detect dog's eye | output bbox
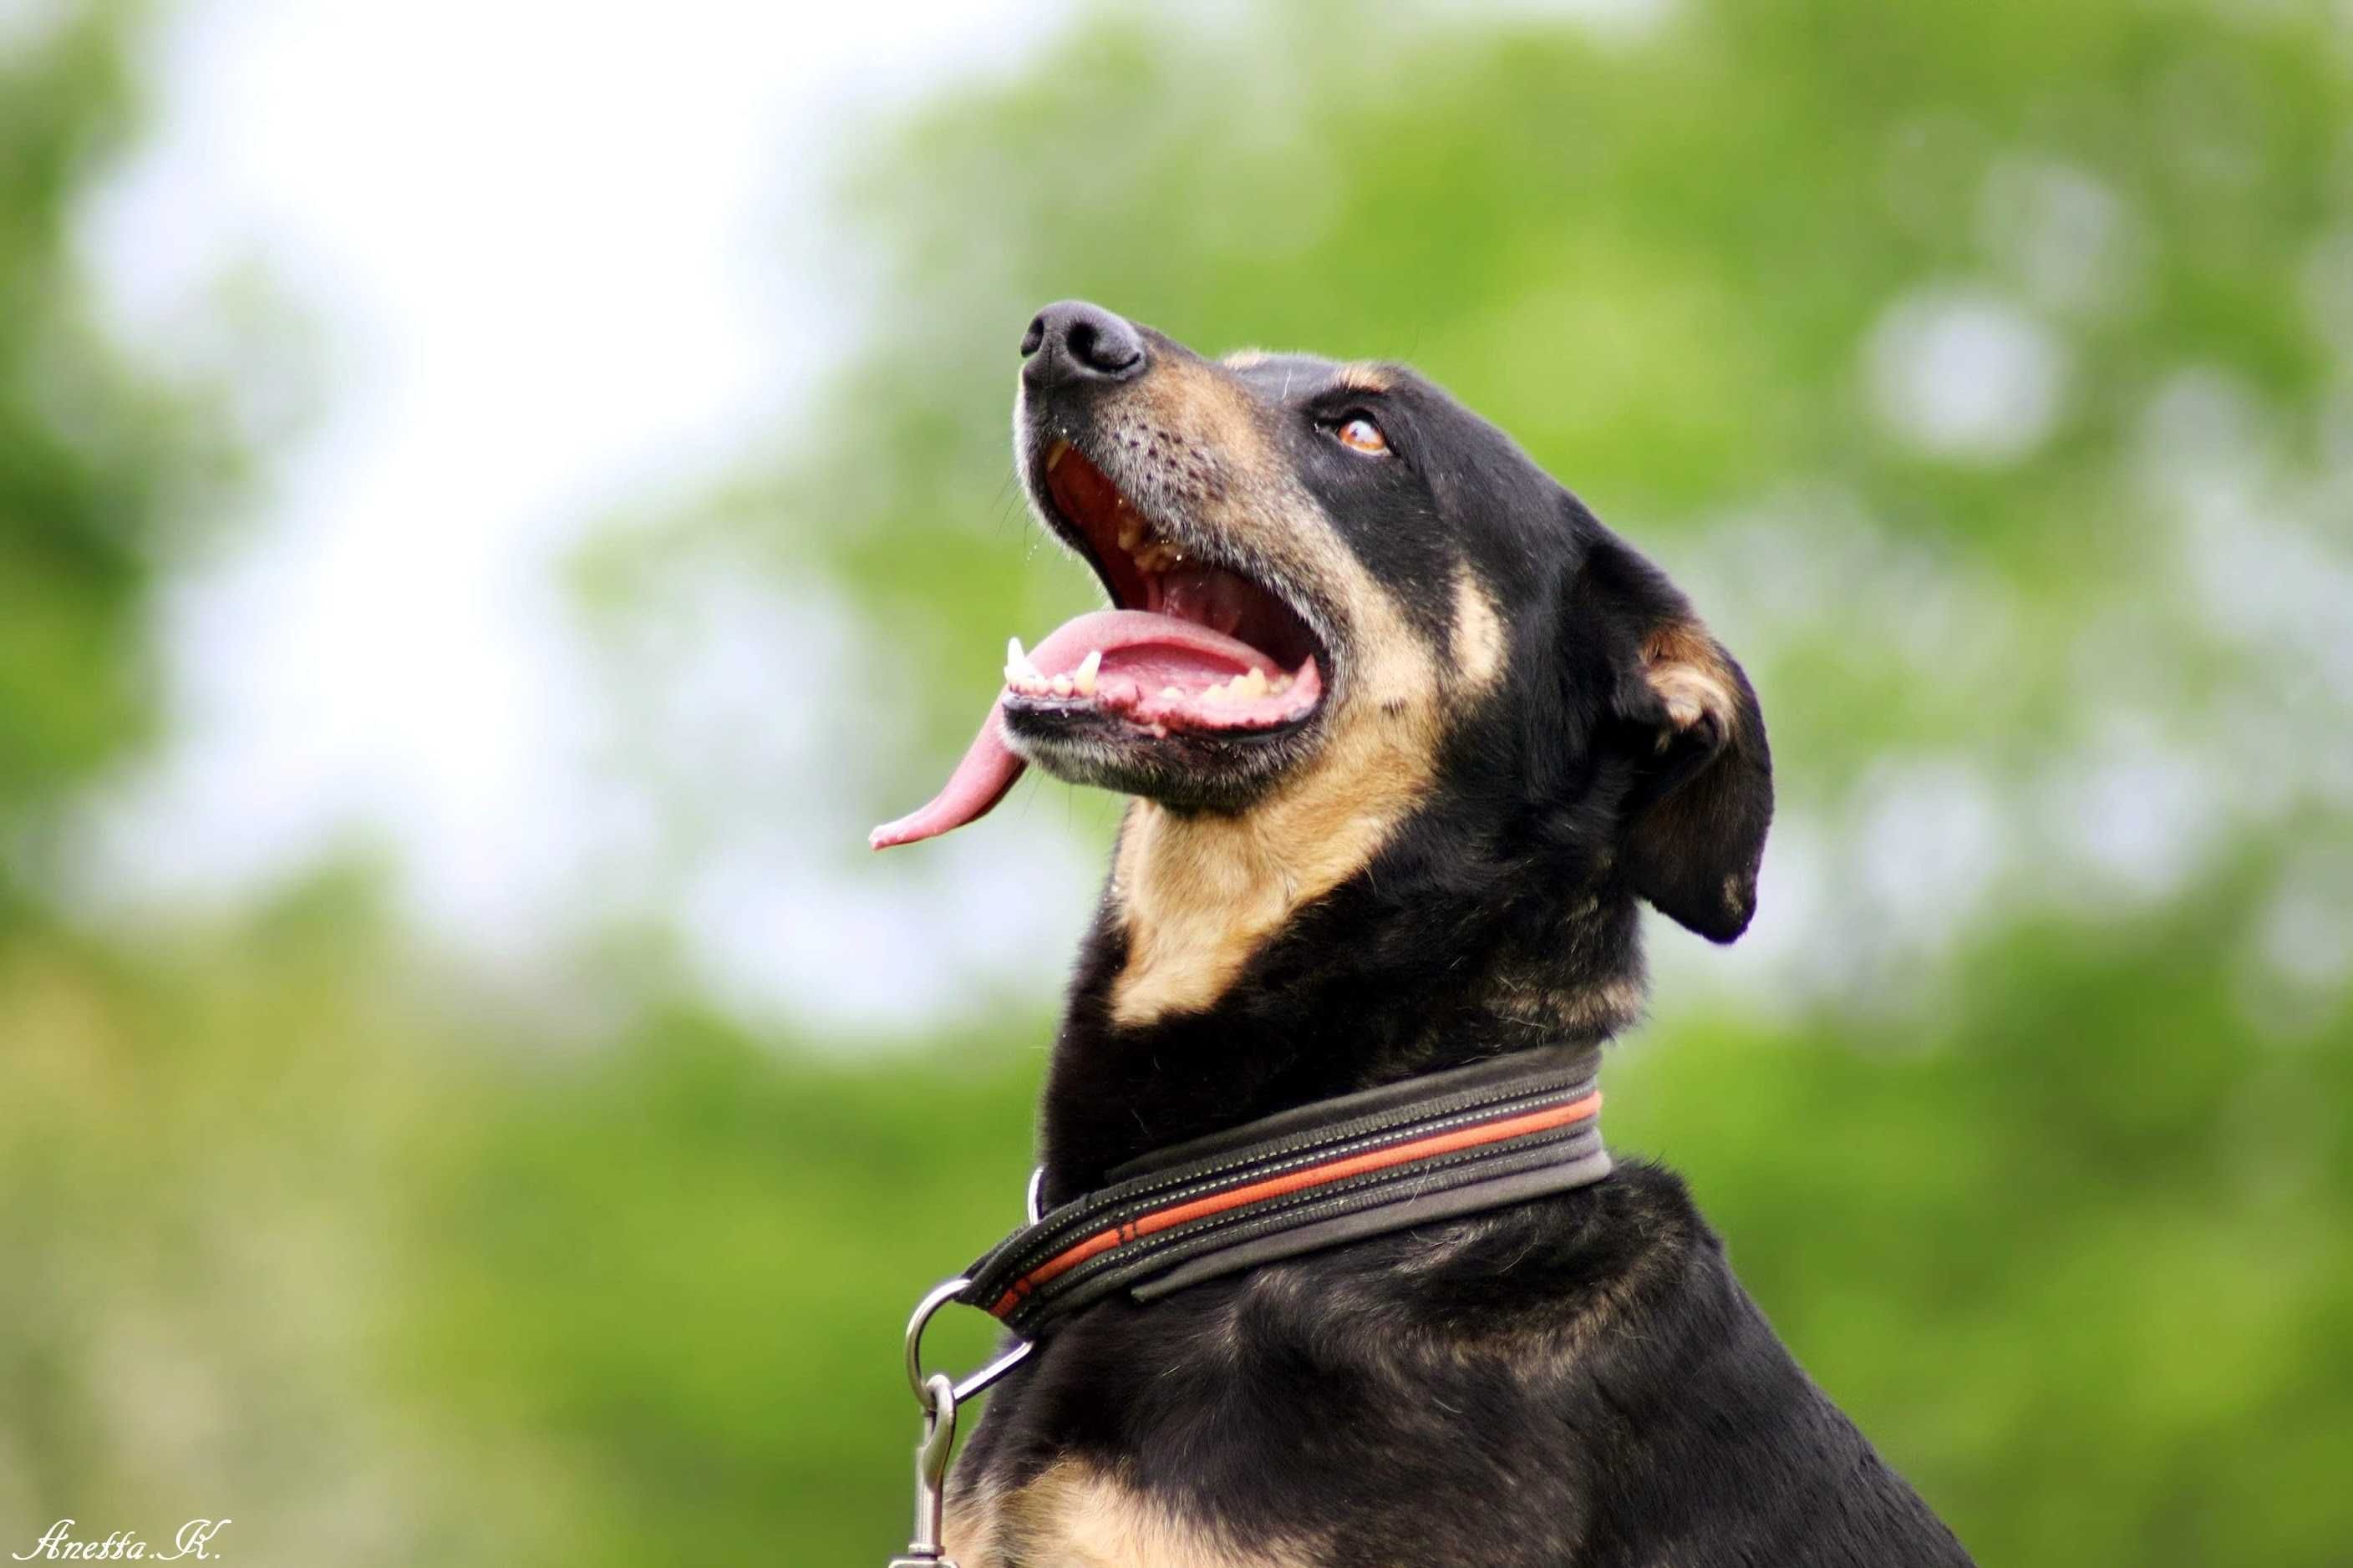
[1334,415,1390,456]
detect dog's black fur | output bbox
[939,305,1974,1566]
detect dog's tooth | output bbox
[1237,667,1268,699]
[1116,517,1144,552]
[1271,673,1293,695]
[1050,674,1075,698]
[1075,650,1102,696]
[1161,685,1182,699]
[1046,440,1070,472]
[1202,679,1233,705]
[1006,636,1046,684]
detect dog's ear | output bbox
[1576,533,1774,942]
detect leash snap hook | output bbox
[887,1169,1045,1565]
[887,1372,960,1567]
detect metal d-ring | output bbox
[886,1170,1048,1565]
[901,1168,1047,1408]
[904,1276,1036,1406]
[904,1277,973,1403]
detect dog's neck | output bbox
[1035,796,1644,1200]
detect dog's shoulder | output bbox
[952,1164,1970,1567]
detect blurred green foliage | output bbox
[6,2,2352,1565]
[0,4,229,902]
[8,866,2341,1565]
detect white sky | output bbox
[55,0,2345,1037]
[71,0,1085,1022]
[67,0,1677,1037]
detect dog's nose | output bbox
[1020,301,1146,390]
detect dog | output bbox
[872,302,1975,1567]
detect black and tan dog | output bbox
[873,302,1974,1567]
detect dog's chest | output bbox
[930,1252,1580,1567]
[946,1461,1322,1568]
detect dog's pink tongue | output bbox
[870,610,1292,850]
[868,704,1024,850]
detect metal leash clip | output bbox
[885,1169,1044,1566]
[886,1370,960,1568]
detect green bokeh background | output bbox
[5,2,2350,1563]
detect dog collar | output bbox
[886,1045,1610,1562]
[962,1043,1610,1337]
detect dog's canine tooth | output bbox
[1045,439,1070,471]
[1075,650,1102,696]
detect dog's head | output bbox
[874,302,1770,975]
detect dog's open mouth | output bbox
[1016,441,1325,726]
[871,440,1328,850]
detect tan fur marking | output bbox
[1642,622,1736,734]
[1222,348,1272,369]
[1110,603,1441,1025]
[943,1475,1004,1565]
[1105,356,1451,1025]
[1336,361,1395,394]
[1484,970,1644,1037]
[1450,567,1507,690]
[959,1460,1321,1568]
[1135,357,1270,465]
